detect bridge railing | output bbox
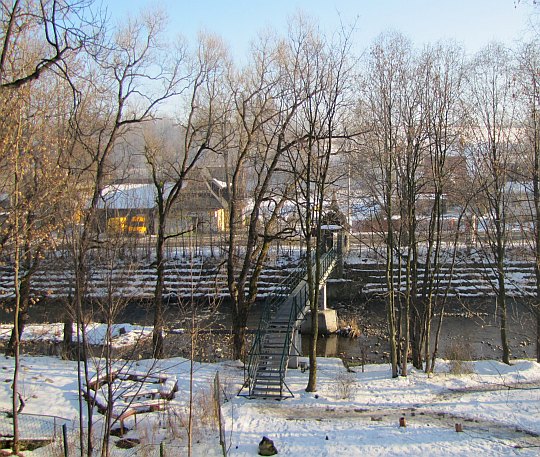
[241,248,337,396]
[242,258,308,396]
[278,249,337,379]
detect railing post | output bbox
[62,423,68,457]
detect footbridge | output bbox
[240,248,338,399]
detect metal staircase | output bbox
[240,249,337,399]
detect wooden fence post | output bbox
[214,372,226,457]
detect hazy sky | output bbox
[108,0,538,59]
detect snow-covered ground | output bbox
[1,345,540,455]
[0,323,153,347]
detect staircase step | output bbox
[258,363,281,369]
[257,367,281,373]
[258,366,282,372]
[258,359,281,364]
[258,361,281,366]
[251,387,283,395]
[255,378,282,385]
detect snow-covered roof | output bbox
[321,224,342,230]
[98,183,173,209]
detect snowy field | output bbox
[1,343,540,455]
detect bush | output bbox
[444,340,475,375]
[337,316,361,338]
[335,372,357,400]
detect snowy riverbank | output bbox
[1,350,540,456]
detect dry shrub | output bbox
[335,372,357,400]
[157,387,217,443]
[338,316,362,338]
[164,406,187,440]
[47,426,79,457]
[137,416,162,450]
[444,340,475,375]
[217,372,237,402]
[192,387,218,430]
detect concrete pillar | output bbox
[288,328,301,369]
[318,284,327,311]
[300,309,338,334]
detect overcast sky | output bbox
[108,0,539,60]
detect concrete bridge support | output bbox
[288,327,302,369]
[301,283,338,334]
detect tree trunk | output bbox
[6,275,30,356]
[231,300,248,361]
[537,307,540,364]
[306,241,319,392]
[11,200,21,456]
[152,228,165,359]
[386,232,398,377]
[306,303,318,392]
[497,255,511,365]
[533,97,540,363]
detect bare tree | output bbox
[223,33,301,360]
[516,39,540,362]
[144,32,230,359]
[465,42,518,365]
[0,0,103,89]
[0,34,74,455]
[62,9,184,454]
[1,71,73,356]
[421,42,467,373]
[356,32,410,377]
[285,17,354,391]
[393,42,431,375]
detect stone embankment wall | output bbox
[0,257,536,303]
[0,259,298,302]
[327,260,537,304]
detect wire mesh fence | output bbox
[0,412,72,456]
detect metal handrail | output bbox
[242,260,308,396]
[242,248,337,397]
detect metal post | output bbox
[160,441,164,457]
[62,424,68,457]
[319,284,327,311]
